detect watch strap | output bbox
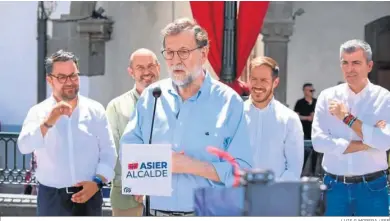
[43,122,53,128]
[93,176,104,189]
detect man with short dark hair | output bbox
[294,83,317,139]
[18,50,117,216]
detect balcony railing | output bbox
[0,132,36,185]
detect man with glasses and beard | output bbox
[244,56,304,181]
[18,50,117,216]
[106,48,160,216]
[294,83,317,140]
[120,17,253,216]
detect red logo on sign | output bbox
[128,163,139,170]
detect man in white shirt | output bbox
[18,50,117,216]
[244,56,304,181]
[312,39,390,216]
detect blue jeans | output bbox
[323,173,389,216]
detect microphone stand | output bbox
[145,87,161,216]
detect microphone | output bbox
[145,86,162,216]
[149,87,161,144]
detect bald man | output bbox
[106,48,160,216]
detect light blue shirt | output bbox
[120,72,253,212]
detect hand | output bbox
[71,181,99,204]
[45,101,73,126]
[307,115,313,122]
[134,195,144,203]
[172,151,192,174]
[328,100,348,120]
[375,120,386,129]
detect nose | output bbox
[170,52,182,65]
[345,64,354,73]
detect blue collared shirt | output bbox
[120,72,253,212]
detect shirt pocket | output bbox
[191,127,227,162]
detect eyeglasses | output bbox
[161,47,202,60]
[134,64,158,73]
[310,89,315,92]
[50,73,79,84]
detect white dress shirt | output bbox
[18,95,117,188]
[312,81,390,176]
[244,97,304,181]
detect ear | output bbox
[127,67,135,79]
[156,63,161,76]
[367,60,374,72]
[273,77,280,89]
[200,46,209,64]
[46,75,54,88]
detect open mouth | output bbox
[252,88,266,94]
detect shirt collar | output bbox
[249,95,275,112]
[166,69,212,102]
[345,79,372,99]
[130,85,140,100]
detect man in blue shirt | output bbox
[120,17,253,216]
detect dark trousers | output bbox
[37,184,103,216]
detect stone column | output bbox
[261,2,294,106]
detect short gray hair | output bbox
[340,39,372,62]
[45,50,79,75]
[161,17,209,49]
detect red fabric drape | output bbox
[190,1,269,96]
[230,1,269,95]
[190,1,224,76]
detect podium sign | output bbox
[121,144,172,196]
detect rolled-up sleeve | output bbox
[95,106,117,182]
[211,96,253,187]
[311,92,350,156]
[362,98,390,151]
[18,106,51,154]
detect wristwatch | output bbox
[93,176,104,190]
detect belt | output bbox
[326,170,388,184]
[150,209,194,216]
[58,186,83,194]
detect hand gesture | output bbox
[46,101,73,126]
[328,100,348,120]
[71,181,99,204]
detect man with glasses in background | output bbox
[106,48,160,216]
[18,50,117,216]
[120,17,252,216]
[294,83,317,140]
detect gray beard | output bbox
[170,68,203,88]
[61,88,79,101]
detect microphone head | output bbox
[152,87,162,98]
